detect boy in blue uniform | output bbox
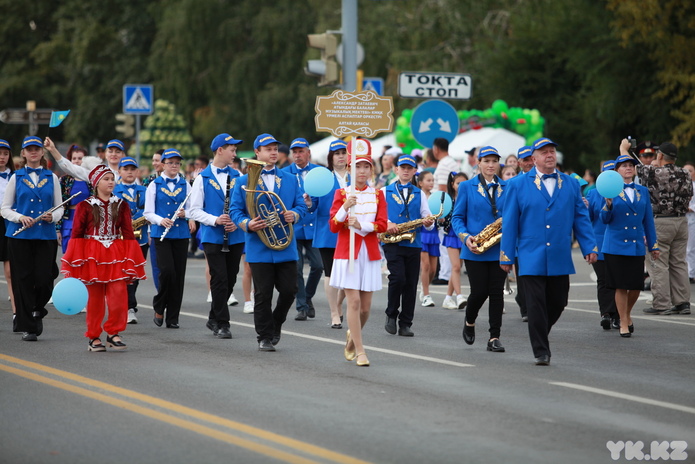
[189,133,245,339]
[230,134,307,351]
[144,148,193,329]
[382,154,435,337]
[113,157,149,324]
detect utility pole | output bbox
[341,0,358,92]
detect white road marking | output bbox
[550,382,695,415]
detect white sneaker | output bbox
[421,295,435,307]
[442,295,458,309]
[243,301,254,314]
[227,294,239,306]
[127,308,138,324]
[456,294,468,309]
[206,291,212,303]
[80,308,86,314]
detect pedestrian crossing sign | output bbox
[123,84,154,115]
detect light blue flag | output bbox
[49,110,71,128]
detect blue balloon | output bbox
[304,167,334,197]
[596,170,623,198]
[52,278,88,315]
[428,191,453,217]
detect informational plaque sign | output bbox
[314,90,394,138]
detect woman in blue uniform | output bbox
[601,154,659,337]
[452,146,507,352]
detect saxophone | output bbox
[378,193,445,244]
[471,217,502,254]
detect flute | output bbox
[12,192,81,236]
[160,189,193,241]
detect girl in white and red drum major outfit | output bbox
[61,165,146,352]
[329,144,388,367]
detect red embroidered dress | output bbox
[61,196,146,283]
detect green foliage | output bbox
[0,0,692,169]
[140,99,200,160]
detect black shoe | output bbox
[462,323,475,345]
[600,314,611,330]
[88,338,106,352]
[295,310,307,321]
[215,326,232,339]
[663,302,691,315]
[521,316,528,323]
[307,301,315,318]
[643,307,666,315]
[153,314,164,327]
[22,332,37,341]
[620,331,632,338]
[271,333,281,346]
[206,320,217,332]
[385,316,397,335]
[106,334,127,350]
[12,314,18,333]
[628,324,634,334]
[331,323,342,329]
[32,311,43,336]
[258,339,276,351]
[611,318,621,330]
[166,323,180,329]
[398,326,414,337]
[534,355,550,366]
[431,278,449,285]
[487,339,505,352]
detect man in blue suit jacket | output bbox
[283,138,323,321]
[500,138,597,365]
[230,134,307,351]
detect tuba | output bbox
[243,159,293,251]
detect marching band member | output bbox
[113,157,149,324]
[500,137,597,365]
[0,139,17,330]
[330,142,388,366]
[61,165,146,351]
[313,140,349,328]
[452,146,508,352]
[382,154,434,338]
[230,133,307,352]
[56,145,91,254]
[190,133,245,339]
[283,137,323,321]
[1,137,64,341]
[144,148,193,329]
[601,154,659,337]
[49,138,126,182]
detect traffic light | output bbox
[305,33,338,86]
[115,113,135,138]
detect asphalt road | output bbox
[0,249,693,464]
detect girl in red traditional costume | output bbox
[329,140,388,367]
[61,165,146,351]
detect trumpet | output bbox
[243,159,293,251]
[12,192,81,236]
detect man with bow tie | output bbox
[189,133,245,339]
[113,157,149,324]
[283,138,323,321]
[230,133,307,351]
[500,137,597,366]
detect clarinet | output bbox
[221,174,231,253]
